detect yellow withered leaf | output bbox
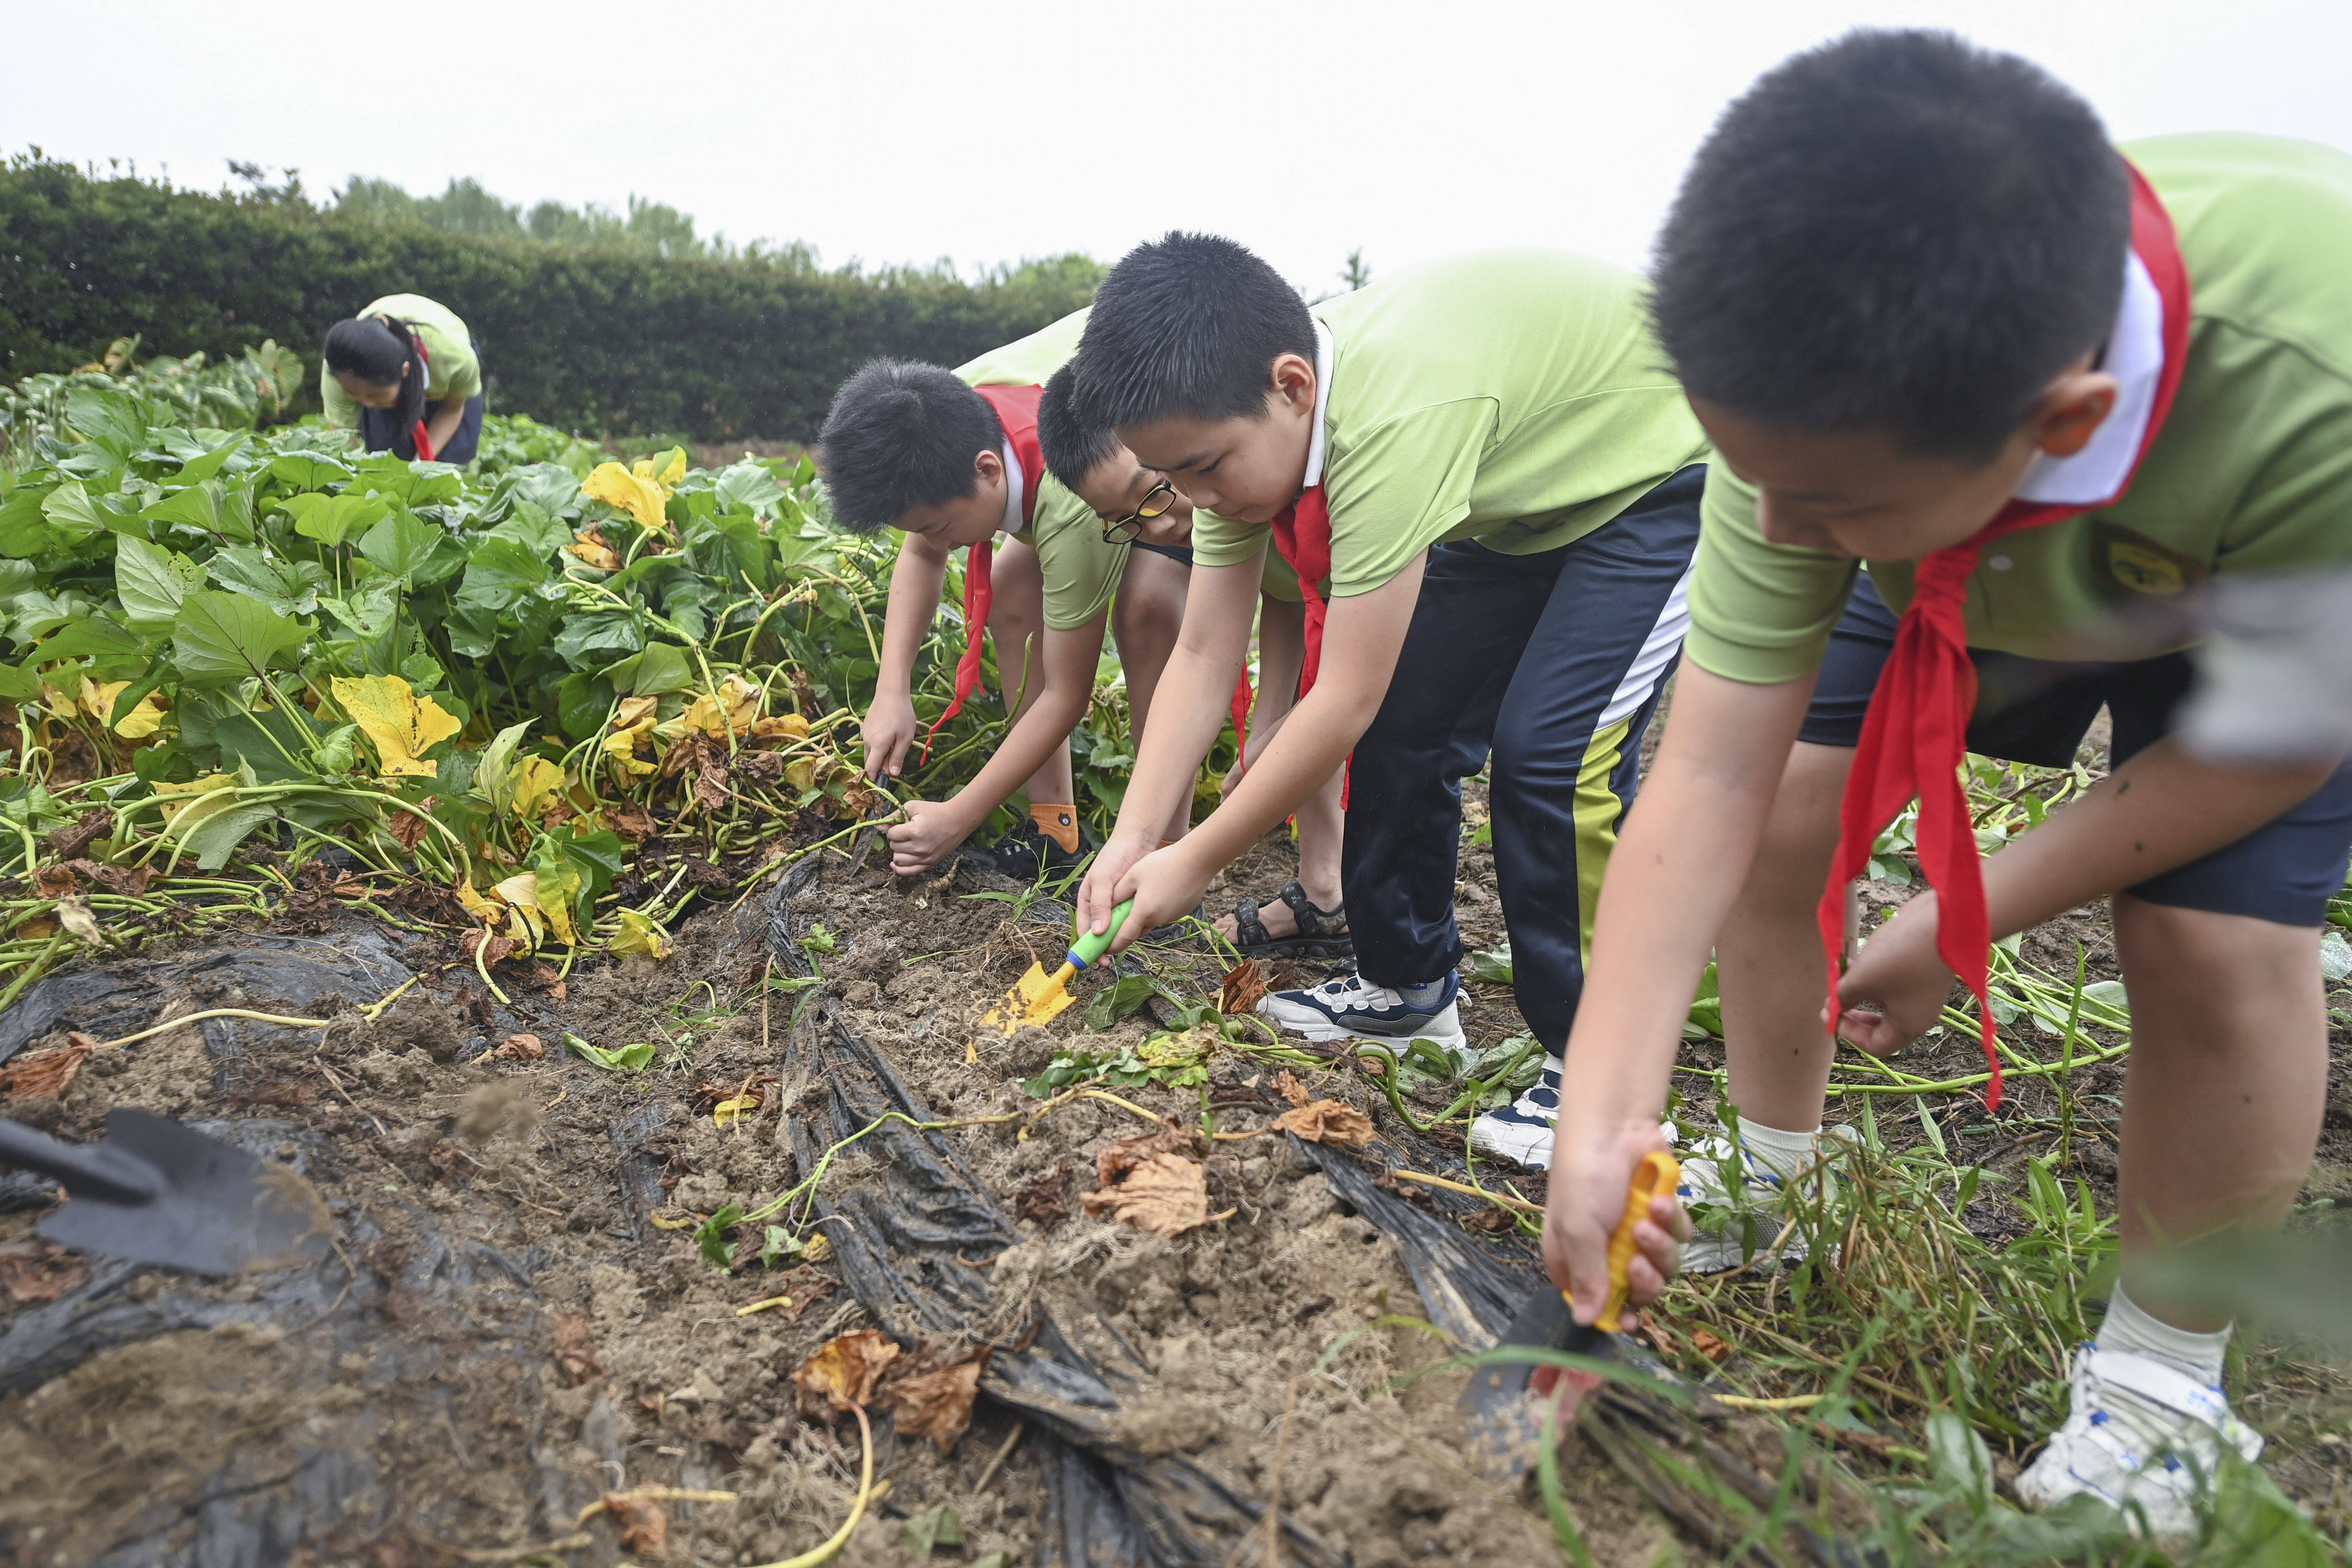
[601,717,659,777]
[750,713,808,742]
[582,461,670,533]
[683,674,761,737]
[655,448,687,487]
[81,677,166,739]
[455,878,503,924]
[152,773,240,835]
[563,529,623,571]
[332,675,461,778]
[712,1094,759,1129]
[611,908,673,960]
[610,695,660,730]
[509,756,568,823]
[489,871,550,950]
[531,858,584,947]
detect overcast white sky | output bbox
[11,0,2349,294]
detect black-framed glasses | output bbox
[1102,478,1177,543]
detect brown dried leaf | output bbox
[495,1033,546,1062]
[388,800,434,851]
[602,1493,666,1555]
[1219,959,1268,1016]
[552,1311,604,1386]
[47,808,111,862]
[31,864,78,899]
[0,1032,101,1100]
[1082,1151,1210,1237]
[693,760,732,815]
[1014,1163,1071,1227]
[1271,1098,1377,1148]
[70,859,152,896]
[1687,1327,1734,1364]
[793,1328,901,1412]
[883,1345,993,1455]
[605,801,658,844]
[0,1241,88,1303]
[1093,1121,1195,1189]
[1271,1069,1311,1108]
[462,928,519,969]
[53,896,102,947]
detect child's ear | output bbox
[2031,370,2118,459]
[1270,351,1317,414]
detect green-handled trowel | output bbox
[982,898,1135,1037]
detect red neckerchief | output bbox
[1818,163,2191,1109]
[407,332,437,461]
[919,383,1045,762]
[1262,486,1348,803]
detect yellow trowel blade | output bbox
[981,960,1079,1038]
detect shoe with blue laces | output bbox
[1259,970,1466,1053]
[1468,1054,1564,1167]
[2015,1346,2263,1544]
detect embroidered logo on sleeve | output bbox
[2093,522,2206,597]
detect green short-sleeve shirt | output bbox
[954,308,1130,632]
[1685,134,2352,684]
[319,294,483,430]
[1189,251,1711,596]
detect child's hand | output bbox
[861,694,918,781]
[1101,844,1210,953]
[885,800,968,876]
[1831,892,1953,1056]
[1079,834,1155,940]
[1542,1121,1687,1326]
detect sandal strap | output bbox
[1274,881,1346,938]
[1230,896,1273,950]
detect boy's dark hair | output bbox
[816,360,1005,531]
[1036,364,1118,491]
[323,315,425,437]
[1650,29,2131,466]
[1072,232,1316,430]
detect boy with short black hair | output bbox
[819,314,1194,875]
[1067,236,1709,1172]
[1543,29,2352,1538]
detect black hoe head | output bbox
[38,1108,332,1277]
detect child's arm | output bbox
[862,533,955,781]
[884,614,1107,875]
[1078,551,1426,948]
[1543,662,1817,1317]
[1832,737,2343,1051]
[424,395,469,459]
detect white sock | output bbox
[1725,1117,1820,1183]
[2098,1286,2230,1386]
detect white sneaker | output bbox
[1469,1056,1562,1168]
[2015,1346,2263,1543]
[1259,971,1468,1054]
[1675,1134,1828,1274]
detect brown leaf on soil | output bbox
[495,1033,546,1062]
[883,1344,994,1455]
[47,808,111,862]
[552,1311,604,1385]
[0,1241,88,1303]
[1093,1120,1196,1189]
[0,1032,101,1100]
[793,1328,901,1413]
[1271,1099,1377,1148]
[602,1493,666,1555]
[1271,1069,1311,1108]
[1219,959,1268,1016]
[276,887,339,935]
[1014,1163,1072,1227]
[462,928,519,968]
[605,801,658,844]
[31,864,78,899]
[1264,960,1305,992]
[1083,1151,1211,1236]
[735,749,787,785]
[1687,1326,1734,1363]
[69,859,152,896]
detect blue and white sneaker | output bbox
[1469,1054,1564,1167]
[1260,970,1466,1054]
[2015,1347,2263,1544]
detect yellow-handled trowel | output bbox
[982,899,1135,1037]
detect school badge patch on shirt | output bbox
[2093,521,2205,597]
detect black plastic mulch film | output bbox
[768,851,1565,1568]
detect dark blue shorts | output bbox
[1800,574,2352,925]
[1129,540,1193,567]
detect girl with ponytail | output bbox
[319,293,486,464]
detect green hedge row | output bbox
[0,154,1102,441]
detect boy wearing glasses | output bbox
[820,310,1196,877]
[1069,241,1709,1167]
